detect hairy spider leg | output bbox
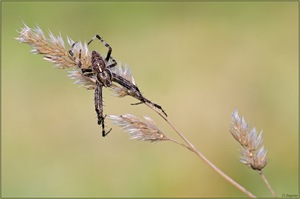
[111,73,168,117]
[68,42,76,57]
[131,100,167,117]
[77,49,83,68]
[95,81,112,137]
[87,35,111,61]
[87,34,117,69]
[77,49,94,76]
[106,57,117,69]
[68,42,93,76]
[68,42,82,68]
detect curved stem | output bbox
[147,104,256,198]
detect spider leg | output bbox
[106,57,117,69]
[68,42,81,67]
[131,98,168,117]
[76,49,94,77]
[68,42,88,72]
[106,53,117,69]
[88,35,118,70]
[77,49,83,69]
[68,42,77,58]
[112,73,167,117]
[87,34,113,62]
[69,45,93,77]
[95,81,112,137]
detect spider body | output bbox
[69,35,167,137]
[91,50,113,87]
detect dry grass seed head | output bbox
[230,108,268,170]
[108,114,169,142]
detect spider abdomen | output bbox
[91,50,112,87]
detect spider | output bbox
[68,35,167,137]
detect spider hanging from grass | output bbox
[68,35,167,136]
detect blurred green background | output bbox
[2,2,298,197]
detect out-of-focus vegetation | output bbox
[2,2,298,197]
